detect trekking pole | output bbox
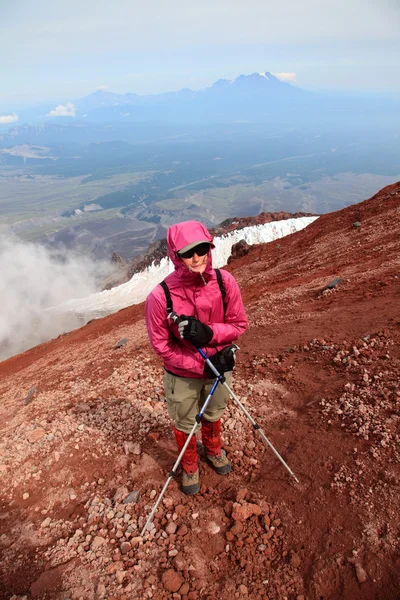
[197,347,300,484]
[140,372,223,537]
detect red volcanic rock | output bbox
[26,428,45,443]
[232,502,262,521]
[120,541,131,554]
[161,569,184,592]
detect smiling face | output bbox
[180,251,209,273]
[178,242,210,274]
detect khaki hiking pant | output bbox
[163,371,233,434]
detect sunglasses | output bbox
[177,242,210,259]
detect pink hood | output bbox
[166,221,215,281]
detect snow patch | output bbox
[50,217,318,321]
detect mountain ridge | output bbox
[0,70,378,132]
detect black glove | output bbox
[177,315,213,347]
[205,345,238,376]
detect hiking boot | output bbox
[182,469,200,495]
[206,449,231,475]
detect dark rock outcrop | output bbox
[227,239,251,264]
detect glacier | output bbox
[50,216,318,320]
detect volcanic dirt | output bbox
[0,183,399,600]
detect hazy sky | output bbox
[1,0,400,107]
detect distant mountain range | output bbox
[71,71,312,124]
[1,71,399,146]
[76,72,307,110]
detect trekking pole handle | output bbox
[198,345,240,379]
[168,311,181,324]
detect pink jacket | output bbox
[145,221,248,378]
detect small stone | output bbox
[132,443,141,455]
[113,486,129,503]
[120,542,131,555]
[177,524,188,536]
[231,521,243,536]
[91,536,106,550]
[231,502,262,521]
[122,490,140,504]
[355,563,368,584]
[115,570,127,584]
[163,498,175,509]
[207,521,220,535]
[172,552,186,572]
[161,569,184,593]
[24,386,39,405]
[352,221,361,228]
[180,582,190,596]
[236,488,248,502]
[123,441,135,454]
[23,493,29,500]
[166,522,177,535]
[41,517,51,528]
[321,278,344,293]
[263,514,271,529]
[116,338,128,349]
[238,584,248,595]
[27,428,45,443]
[290,553,301,568]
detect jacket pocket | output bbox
[163,372,176,396]
[163,372,177,421]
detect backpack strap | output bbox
[215,268,227,319]
[159,280,173,315]
[159,269,227,319]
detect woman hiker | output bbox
[145,220,248,495]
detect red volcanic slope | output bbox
[0,182,399,600]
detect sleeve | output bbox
[145,289,205,376]
[209,271,248,346]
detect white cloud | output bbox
[47,102,76,117]
[96,84,109,92]
[273,72,297,83]
[0,113,19,124]
[0,232,114,361]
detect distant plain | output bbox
[1,123,399,260]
